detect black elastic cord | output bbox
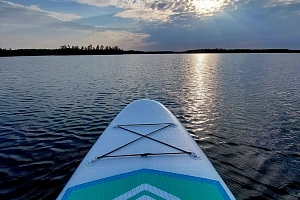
[118,124,191,154]
[96,123,191,160]
[100,152,188,158]
[96,123,171,159]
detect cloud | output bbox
[266,0,300,16]
[0,1,152,50]
[270,0,299,5]
[0,26,151,49]
[90,30,154,49]
[114,9,173,22]
[74,0,238,22]
[0,0,81,21]
[75,0,177,22]
[74,0,300,23]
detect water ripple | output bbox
[0,54,299,199]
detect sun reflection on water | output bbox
[186,54,219,105]
[182,54,220,143]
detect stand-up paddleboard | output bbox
[57,99,235,200]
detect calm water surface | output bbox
[0,54,299,199]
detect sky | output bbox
[0,0,300,51]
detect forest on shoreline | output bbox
[1,44,299,57]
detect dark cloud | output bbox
[137,0,300,50]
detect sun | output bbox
[193,0,221,15]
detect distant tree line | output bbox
[0,46,299,57]
[59,44,122,51]
[0,44,124,57]
[184,48,300,53]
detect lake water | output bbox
[0,54,299,200]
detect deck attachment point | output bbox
[191,152,200,159]
[87,157,98,165]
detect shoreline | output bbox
[1,49,300,57]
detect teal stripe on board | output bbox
[62,169,230,200]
